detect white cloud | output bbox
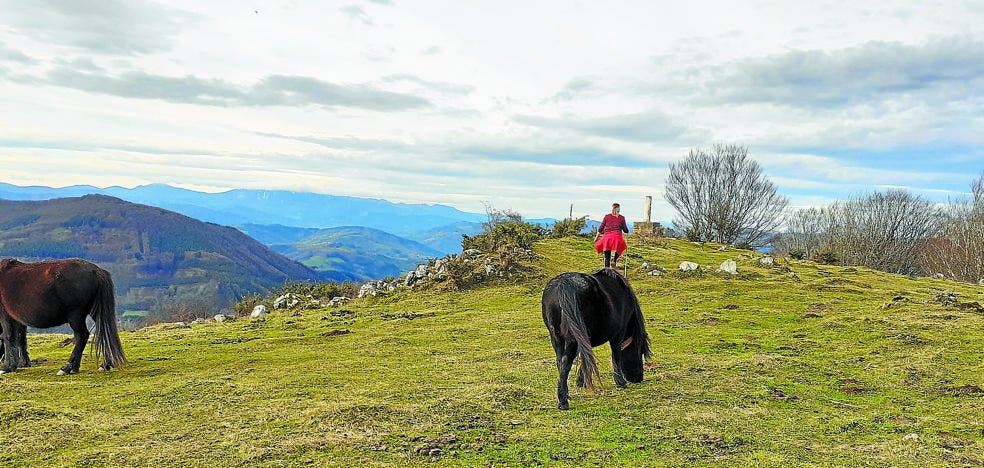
[0,0,981,220]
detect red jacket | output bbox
[598,214,628,234]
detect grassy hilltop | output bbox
[1,236,982,467]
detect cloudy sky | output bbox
[1,0,982,222]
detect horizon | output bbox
[1,1,982,222]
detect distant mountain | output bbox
[0,195,319,322]
[0,183,487,236]
[403,221,484,254]
[239,224,442,281]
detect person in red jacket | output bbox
[594,202,629,268]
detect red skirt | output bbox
[594,231,627,255]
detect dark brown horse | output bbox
[0,258,126,375]
[542,269,650,409]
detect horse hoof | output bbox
[558,403,570,410]
[97,366,107,372]
[57,370,66,376]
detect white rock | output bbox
[718,259,738,275]
[758,257,775,265]
[250,305,268,319]
[903,433,919,441]
[214,314,227,323]
[274,293,300,310]
[679,261,700,272]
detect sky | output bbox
[1,0,982,223]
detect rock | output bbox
[214,314,227,323]
[274,293,301,310]
[191,317,206,324]
[934,273,945,279]
[250,305,268,319]
[679,261,700,272]
[404,270,420,287]
[463,249,481,257]
[718,246,728,251]
[641,262,649,268]
[161,322,190,330]
[758,257,774,266]
[979,278,984,287]
[331,295,352,305]
[718,259,738,275]
[903,433,919,441]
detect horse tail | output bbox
[92,269,126,369]
[558,284,601,391]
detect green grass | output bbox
[2,236,982,467]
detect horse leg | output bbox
[13,322,29,368]
[59,318,89,375]
[555,341,578,410]
[0,318,19,374]
[610,341,627,388]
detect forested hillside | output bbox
[0,195,318,323]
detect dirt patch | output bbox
[322,329,351,338]
[837,378,872,394]
[944,385,983,396]
[382,312,437,320]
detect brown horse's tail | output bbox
[558,286,601,391]
[92,269,126,369]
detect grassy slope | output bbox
[2,236,982,467]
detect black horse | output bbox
[0,258,126,375]
[542,269,651,409]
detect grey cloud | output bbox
[0,0,196,55]
[514,109,702,143]
[545,78,598,103]
[340,5,373,26]
[0,42,33,63]
[704,36,984,107]
[382,74,474,95]
[42,66,431,111]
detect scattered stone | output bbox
[679,261,700,272]
[717,259,738,275]
[903,433,920,441]
[214,314,227,323]
[322,329,351,338]
[161,322,190,330]
[250,305,268,319]
[979,278,984,287]
[191,317,206,324]
[758,257,775,266]
[273,293,300,310]
[330,295,352,305]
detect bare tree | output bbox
[778,190,942,275]
[481,201,523,232]
[664,144,788,248]
[919,174,984,283]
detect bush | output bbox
[551,216,588,238]
[788,249,807,260]
[813,250,838,265]
[462,221,545,252]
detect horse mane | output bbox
[593,268,651,358]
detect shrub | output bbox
[551,216,588,238]
[788,249,807,260]
[462,221,545,252]
[813,250,838,265]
